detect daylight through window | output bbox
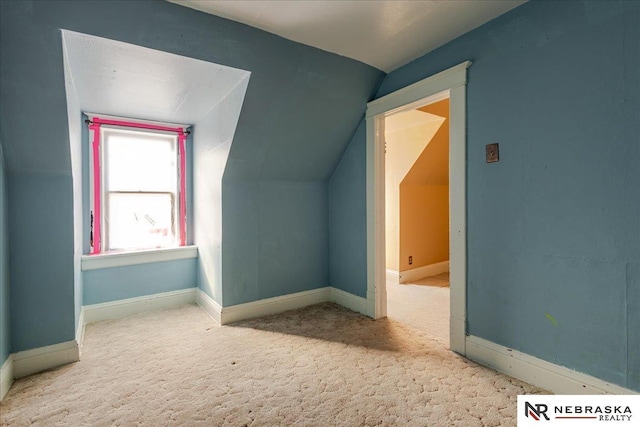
[87,116,188,253]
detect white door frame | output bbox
[365,61,472,355]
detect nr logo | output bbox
[525,402,550,421]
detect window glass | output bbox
[105,130,177,192]
[107,193,174,250]
[101,127,179,251]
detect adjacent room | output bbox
[1,0,638,425]
[384,96,452,345]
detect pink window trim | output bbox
[92,117,184,134]
[89,123,102,254]
[89,116,188,254]
[178,134,187,246]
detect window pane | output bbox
[107,192,175,251]
[104,129,177,192]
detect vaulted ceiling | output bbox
[168,0,526,72]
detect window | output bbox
[87,116,188,253]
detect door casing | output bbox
[364,61,471,355]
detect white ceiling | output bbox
[61,30,250,125]
[168,0,526,72]
[385,109,442,135]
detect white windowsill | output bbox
[81,245,198,271]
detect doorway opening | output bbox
[384,96,451,345]
[364,61,471,355]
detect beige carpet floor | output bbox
[387,273,451,346]
[0,302,544,426]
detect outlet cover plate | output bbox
[486,143,499,163]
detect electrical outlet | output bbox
[409,256,413,265]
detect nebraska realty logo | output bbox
[517,395,639,426]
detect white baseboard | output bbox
[368,288,384,319]
[13,340,80,379]
[330,287,368,316]
[449,316,466,355]
[76,307,85,353]
[400,260,449,284]
[221,287,332,325]
[83,288,197,324]
[2,310,87,398]
[198,286,369,325]
[196,289,222,325]
[0,355,13,401]
[81,285,364,328]
[465,335,637,395]
[386,269,399,284]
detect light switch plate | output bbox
[486,143,499,163]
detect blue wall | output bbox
[8,173,76,352]
[328,122,367,298]
[0,143,9,364]
[222,180,329,305]
[330,0,639,391]
[83,259,197,305]
[0,0,382,351]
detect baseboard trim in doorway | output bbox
[12,340,80,380]
[400,261,449,284]
[0,355,13,401]
[465,335,637,395]
[386,269,399,284]
[83,288,197,325]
